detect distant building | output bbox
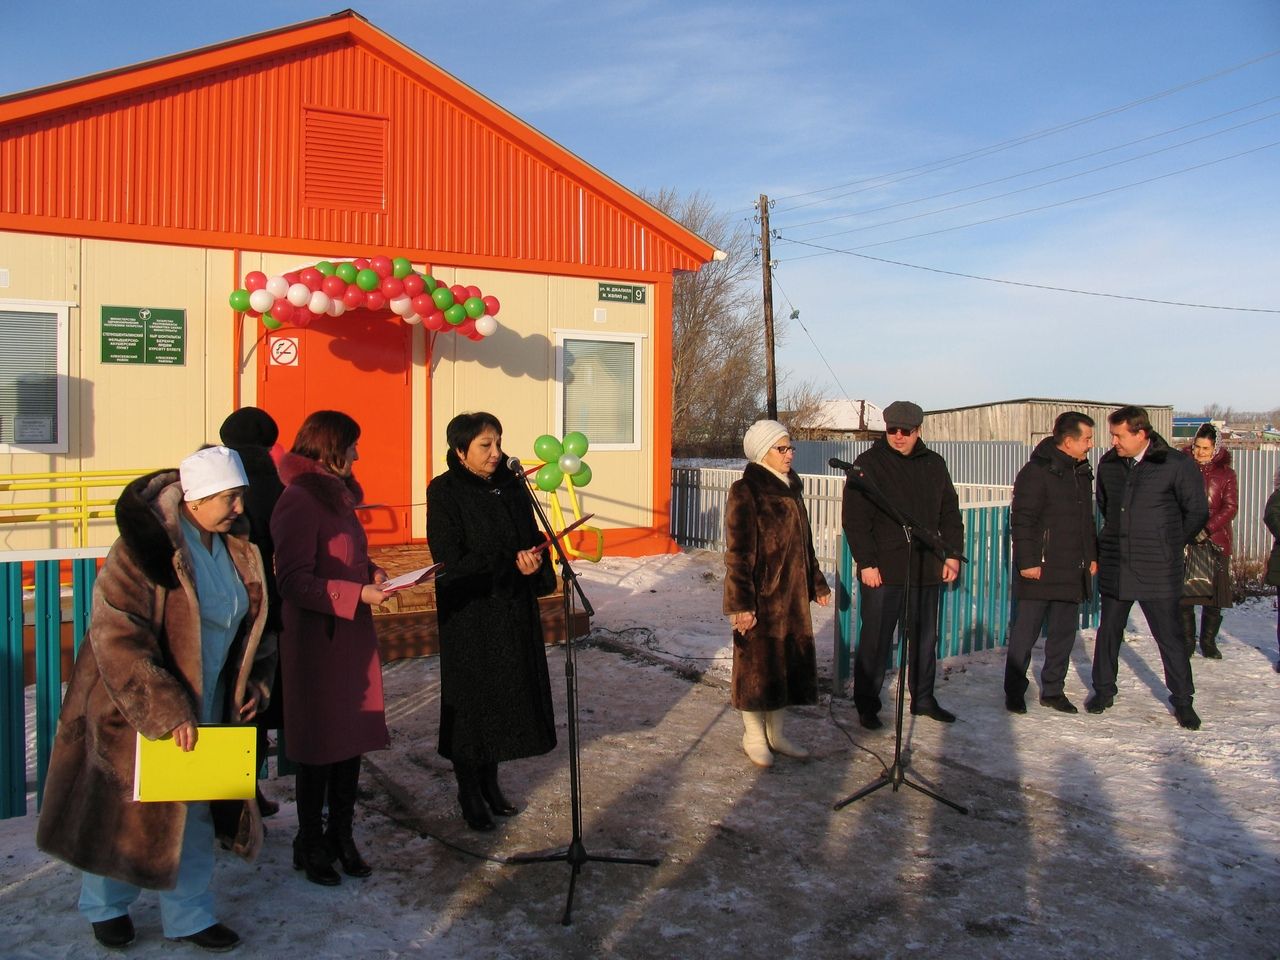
[791,399,885,440]
[922,399,1174,446]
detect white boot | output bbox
[765,709,809,759]
[740,711,774,767]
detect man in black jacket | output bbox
[1004,412,1097,715]
[1088,406,1209,729]
[841,400,965,728]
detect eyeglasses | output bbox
[772,445,796,454]
[885,427,916,437]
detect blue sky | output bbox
[3,1,1278,413]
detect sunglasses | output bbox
[772,445,796,454]
[885,427,916,437]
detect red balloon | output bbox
[465,285,482,300]
[482,295,501,316]
[424,310,446,331]
[457,317,477,336]
[283,271,301,285]
[466,331,483,341]
[411,293,434,316]
[365,291,386,311]
[370,256,393,278]
[270,300,294,324]
[343,285,365,309]
[449,284,467,302]
[322,275,347,298]
[245,309,261,320]
[292,309,315,328]
[353,258,370,271]
[402,274,425,298]
[245,271,268,292]
[380,276,404,299]
[299,268,324,291]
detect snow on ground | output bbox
[2,550,1278,959]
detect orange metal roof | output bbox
[0,10,716,278]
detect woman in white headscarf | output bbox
[723,420,831,767]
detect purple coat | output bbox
[270,453,389,765]
[1181,444,1239,556]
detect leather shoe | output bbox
[1039,694,1079,714]
[292,834,340,886]
[1175,705,1202,730]
[172,923,240,952]
[911,702,956,723]
[857,712,882,730]
[326,832,372,878]
[1084,694,1112,714]
[92,915,135,949]
[1005,694,1027,714]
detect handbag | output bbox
[1182,539,1219,600]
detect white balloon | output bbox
[287,283,311,307]
[474,314,498,337]
[325,298,345,317]
[265,276,289,299]
[558,453,581,474]
[248,289,275,314]
[402,312,423,325]
[389,295,414,316]
[308,291,331,315]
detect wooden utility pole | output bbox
[758,193,777,420]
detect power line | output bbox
[775,139,1280,252]
[774,240,1280,313]
[775,97,1280,232]
[769,270,855,403]
[768,48,1280,212]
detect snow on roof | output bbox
[793,399,885,432]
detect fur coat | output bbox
[723,463,830,711]
[270,452,389,765]
[36,470,273,889]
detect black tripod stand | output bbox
[505,461,659,924]
[832,464,968,815]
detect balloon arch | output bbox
[229,254,501,341]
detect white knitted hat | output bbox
[179,446,248,502]
[743,419,789,464]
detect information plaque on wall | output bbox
[597,282,646,304]
[101,306,186,365]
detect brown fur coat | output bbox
[723,463,830,710]
[36,470,274,889]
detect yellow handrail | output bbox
[0,470,156,548]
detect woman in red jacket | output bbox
[1181,423,1238,659]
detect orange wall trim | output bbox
[599,527,682,558]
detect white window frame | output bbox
[0,299,72,454]
[553,330,645,452]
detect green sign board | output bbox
[598,282,646,305]
[101,306,186,365]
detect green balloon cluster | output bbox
[530,432,592,490]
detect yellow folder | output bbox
[133,726,257,802]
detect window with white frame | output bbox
[0,301,69,453]
[556,333,643,450]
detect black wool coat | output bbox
[1010,437,1097,602]
[1264,488,1280,587]
[1095,432,1209,600]
[426,452,557,764]
[723,463,830,711]
[841,437,964,586]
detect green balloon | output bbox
[562,431,589,457]
[431,287,455,310]
[335,262,358,283]
[535,463,563,492]
[463,296,486,319]
[315,260,336,276]
[533,434,563,462]
[228,289,251,312]
[422,274,438,291]
[569,462,592,487]
[356,268,380,291]
[444,304,467,325]
[392,256,413,279]
[262,315,283,330]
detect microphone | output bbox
[829,457,861,474]
[507,456,525,473]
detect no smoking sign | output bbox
[269,336,299,366]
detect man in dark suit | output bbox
[1088,405,1209,729]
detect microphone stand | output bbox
[832,464,968,815]
[504,461,659,924]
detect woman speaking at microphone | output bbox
[427,412,557,831]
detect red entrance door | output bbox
[258,311,413,546]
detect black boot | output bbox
[325,756,372,878]
[479,762,519,816]
[1179,607,1198,660]
[454,762,495,832]
[1199,607,1224,659]
[293,763,340,886]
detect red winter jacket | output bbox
[1182,444,1238,555]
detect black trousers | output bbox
[853,583,940,716]
[1004,599,1081,699]
[1092,595,1194,707]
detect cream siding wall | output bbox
[923,401,1174,445]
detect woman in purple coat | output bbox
[1180,423,1238,659]
[271,411,390,886]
